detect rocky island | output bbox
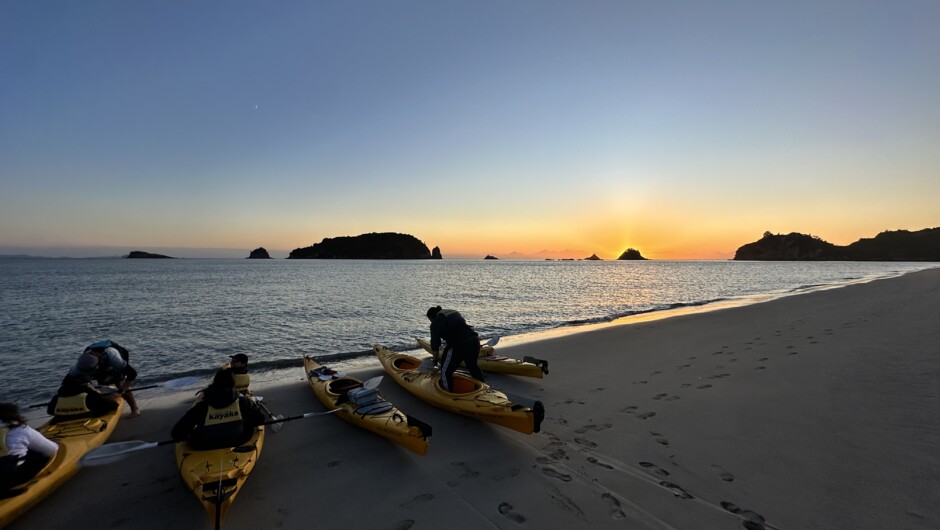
[248,247,272,259]
[734,228,940,261]
[125,251,174,259]
[288,232,436,259]
[617,248,648,260]
[584,254,602,260]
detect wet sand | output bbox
[8,267,939,529]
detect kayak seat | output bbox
[393,357,421,370]
[438,376,482,394]
[328,379,362,394]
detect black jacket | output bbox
[171,386,265,450]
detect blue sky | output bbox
[2,1,938,258]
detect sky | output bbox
[2,1,938,259]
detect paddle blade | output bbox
[269,415,285,433]
[362,376,383,390]
[80,440,160,466]
[485,336,500,347]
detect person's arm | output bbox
[429,317,443,361]
[24,426,59,457]
[171,404,204,442]
[86,391,119,416]
[241,397,266,427]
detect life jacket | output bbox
[0,427,9,458]
[436,309,477,344]
[53,393,92,417]
[204,400,243,426]
[233,373,250,394]
[222,363,250,394]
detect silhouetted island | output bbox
[584,254,602,260]
[618,248,648,260]
[484,255,498,260]
[431,246,442,259]
[247,247,272,259]
[288,232,435,259]
[126,251,174,259]
[734,228,940,261]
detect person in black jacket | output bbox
[171,369,265,450]
[427,306,485,392]
[46,380,119,423]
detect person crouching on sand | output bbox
[67,340,141,418]
[426,306,485,392]
[171,368,265,450]
[0,402,59,492]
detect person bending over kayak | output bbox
[66,340,141,418]
[171,368,265,450]
[227,354,251,394]
[427,306,485,392]
[0,402,59,492]
[46,379,119,423]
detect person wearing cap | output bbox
[228,354,251,394]
[171,368,265,450]
[426,306,485,392]
[66,340,141,418]
[1,402,59,491]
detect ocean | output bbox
[0,258,935,405]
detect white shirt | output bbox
[5,424,59,458]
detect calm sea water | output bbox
[0,258,935,404]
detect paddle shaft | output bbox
[27,382,167,409]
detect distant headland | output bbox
[126,251,174,259]
[288,232,436,259]
[734,228,940,261]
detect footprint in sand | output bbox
[590,387,606,393]
[636,412,657,419]
[574,437,597,448]
[706,373,731,380]
[649,431,670,446]
[754,366,766,370]
[711,464,735,482]
[758,357,769,361]
[620,405,638,413]
[327,460,341,468]
[633,380,649,385]
[491,468,520,481]
[652,393,669,400]
[575,423,612,434]
[788,351,799,356]
[676,364,691,370]
[729,358,738,363]
[542,467,572,482]
[650,370,662,376]
[697,384,712,389]
[587,456,614,470]
[660,481,694,499]
[601,493,626,519]
[638,461,670,477]
[399,493,434,508]
[392,520,415,530]
[680,383,691,388]
[498,502,526,524]
[446,462,480,486]
[720,502,768,528]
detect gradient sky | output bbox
[2,1,938,259]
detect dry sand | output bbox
[9,268,939,530]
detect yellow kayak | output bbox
[0,397,124,528]
[304,356,430,455]
[175,425,264,530]
[374,345,544,435]
[416,338,548,378]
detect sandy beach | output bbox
[8,268,939,530]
